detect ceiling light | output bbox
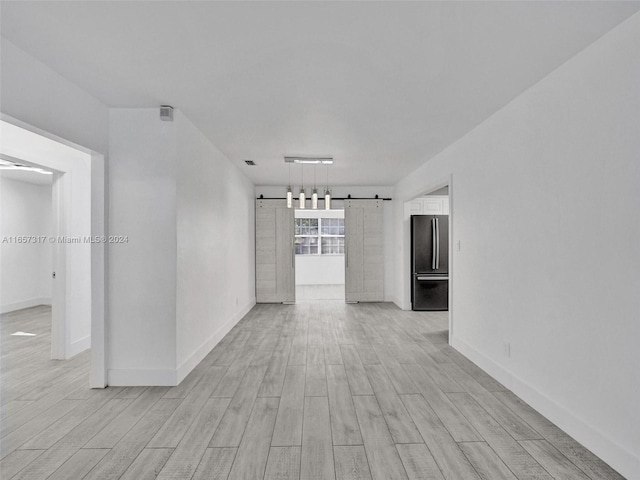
[283,158,332,209]
[0,161,53,175]
[324,189,331,210]
[284,156,333,165]
[325,164,331,210]
[299,187,306,209]
[299,164,305,209]
[286,163,293,208]
[311,165,318,210]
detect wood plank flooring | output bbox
[0,303,626,479]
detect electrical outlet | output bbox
[503,341,511,358]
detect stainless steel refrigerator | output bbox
[411,215,448,311]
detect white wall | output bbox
[296,255,344,285]
[0,39,109,155]
[0,177,52,313]
[176,111,255,380]
[255,186,394,299]
[108,109,178,384]
[108,108,255,386]
[393,13,640,479]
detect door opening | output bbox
[0,118,106,387]
[405,183,452,340]
[0,163,53,324]
[294,208,345,302]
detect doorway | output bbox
[404,183,452,340]
[0,163,53,319]
[294,208,345,302]
[0,118,107,387]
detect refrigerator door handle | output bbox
[417,276,449,281]
[431,218,436,270]
[435,217,440,270]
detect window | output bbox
[295,217,344,255]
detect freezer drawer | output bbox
[412,276,448,311]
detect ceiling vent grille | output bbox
[244,160,256,166]
[160,105,173,121]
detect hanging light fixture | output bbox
[283,156,333,209]
[311,165,318,209]
[286,163,293,208]
[299,164,306,209]
[324,164,331,210]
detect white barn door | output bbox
[344,199,384,302]
[256,199,295,303]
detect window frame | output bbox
[295,217,345,256]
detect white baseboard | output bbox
[107,299,257,387]
[390,296,407,310]
[176,299,256,384]
[0,297,52,314]
[451,335,640,480]
[108,368,178,386]
[67,335,90,358]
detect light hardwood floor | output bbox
[295,285,345,301]
[0,303,625,479]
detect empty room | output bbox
[0,2,638,479]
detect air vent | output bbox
[160,105,173,121]
[244,160,256,166]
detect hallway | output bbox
[0,303,624,479]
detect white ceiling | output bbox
[2,1,639,186]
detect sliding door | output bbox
[256,199,295,303]
[344,199,384,302]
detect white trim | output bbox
[390,296,405,310]
[0,297,52,314]
[451,336,639,479]
[67,335,91,358]
[108,368,178,387]
[0,114,96,156]
[51,171,67,361]
[447,174,454,342]
[176,299,256,384]
[89,151,107,388]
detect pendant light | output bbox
[311,165,318,209]
[286,163,293,208]
[299,164,306,209]
[324,164,331,210]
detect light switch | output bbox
[456,240,461,251]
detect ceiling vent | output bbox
[160,105,173,121]
[244,160,256,166]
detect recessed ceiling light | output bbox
[284,156,333,165]
[0,157,53,175]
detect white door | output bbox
[344,199,384,302]
[256,199,295,303]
